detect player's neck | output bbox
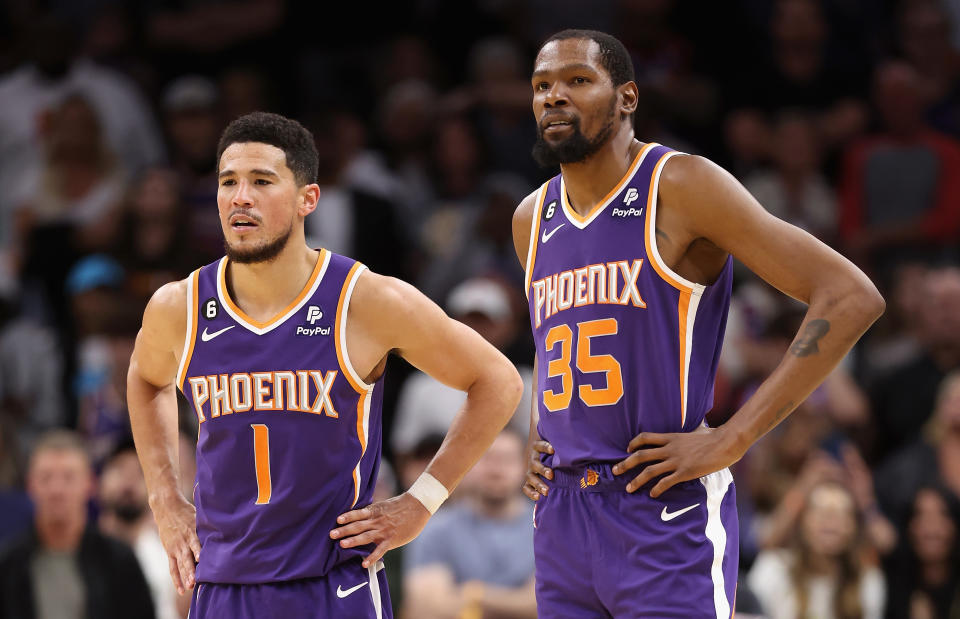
[560,131,641,217]
[226,243,320,322]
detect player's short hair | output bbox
[216,112,319,186]
[539,29,635,87]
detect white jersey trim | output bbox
[176,270,199,390]
[523,183,549,300]
[216,250,331,336]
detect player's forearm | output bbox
[722,283,884,455]
[424,361,524,492]
[127,366,183,506]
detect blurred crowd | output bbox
[1,0,959,617]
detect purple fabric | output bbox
[188,560,392,618]
[181,252,384,584]
[533,463,738,618]
[527,143,733,468]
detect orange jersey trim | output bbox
[351,389,370,507]
[560,142,656,225]
[218,249,327,330]
[177,270,201,390]
[524,183,549,298]
[335,262,369,395]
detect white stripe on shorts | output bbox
[368,560,384,618]
[700,468,734,619]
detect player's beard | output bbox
[532,95,617,168]
[224,220,294,264]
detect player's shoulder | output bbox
[139,277,190,343]
[512,187,543,229]
[348,268,421,323]
[659,153,731,197]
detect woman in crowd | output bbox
[748,480,886,618]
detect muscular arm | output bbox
[512,192,555,499]
[331,272,524,564]
[667,156,883,449]
[350,271,524,491]
[127,280,201,593]
[617,155,884,495]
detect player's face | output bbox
[217,142,302,264]
[531,38,619,167]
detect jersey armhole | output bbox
[176,270,200,391]
[643,151,707,297]
[335,263,375,394]
[523,182,549,299]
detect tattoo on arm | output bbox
[758,400,795,438]
[655,227,670,242]
[789,319,831,357]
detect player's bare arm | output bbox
[330,270,524,567]
[127,279,203,595]
[613,154,885,497]
[512,191,557,502]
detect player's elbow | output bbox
[856,280,886,324]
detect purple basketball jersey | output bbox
[178,250,385,584]
[525,143,733,468]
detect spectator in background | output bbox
[111,167,195,303]
[839,61,960,272]
[14,93,127,324]
[0,285,65,469]
[98,443,179,619]
[304,106,406,280]
[445,37,539,183]
[897,1,960,139]
[0,430,154,619]
[748,480,886,619]
[743,110,838,242]
[403,430,536,619]
[876,370,960,528]
[161,75,223,263]
[870,267,960,462]
[0,14,163,254]
[66,255,140,466]
[392,277,532,457]
[884,485,960,619]
[724,0,869,172]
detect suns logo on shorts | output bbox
[579,469,599,488]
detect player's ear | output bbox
[618,81,639,118]
[299,184,321,217]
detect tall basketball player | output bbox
[127,112,523,618]
[514,31,884,618]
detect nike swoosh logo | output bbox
[541,223,565,243]
[661,503,700,521]
[201,325,235,341]
[336,581,368,598]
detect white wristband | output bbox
[408,472,449,515]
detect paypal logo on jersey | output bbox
[297,305,330,336]
[296,325,330,336]
[611,188,643,218]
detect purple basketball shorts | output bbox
[189,559,390,619]
[533,462,737,618]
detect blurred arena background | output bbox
[0,1,959,617]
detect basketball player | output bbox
[127,112,523,618]
[514,30,884,618]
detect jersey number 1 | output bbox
[543,318,624,411]
[250,424,272,504]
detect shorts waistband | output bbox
[549,463,631,493]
